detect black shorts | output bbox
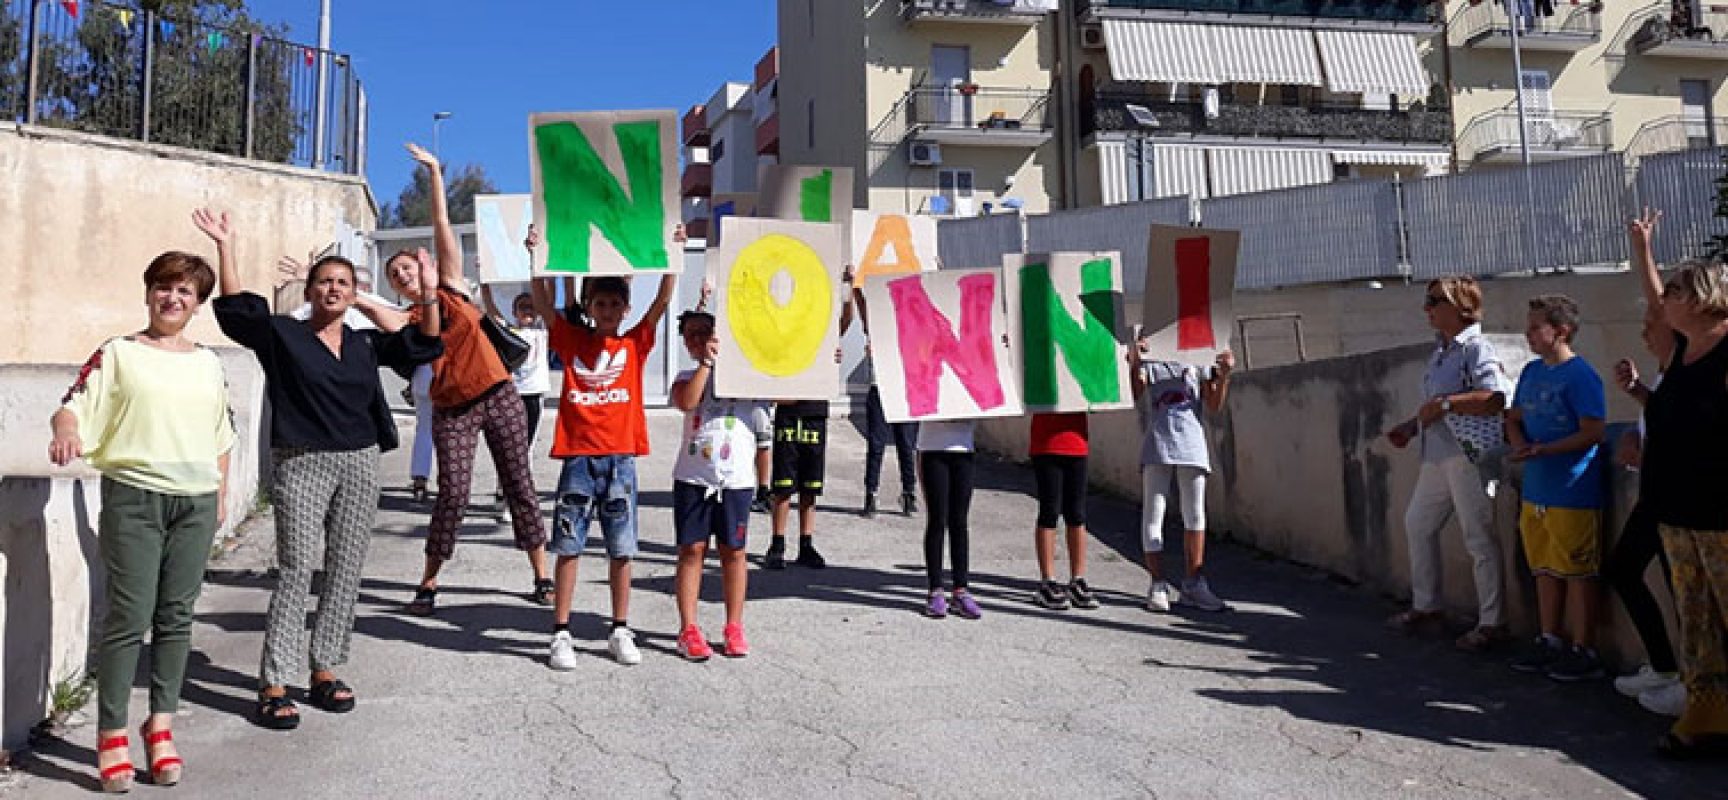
[672,481,751,549]
[771,408,826,496]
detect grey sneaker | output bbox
[1177,576,1225,612]
[1546,646,1606,683]
[548,631,578,671]
[1510,637,1565,674]
[607,627,642,666]
[1145,580,1175,613]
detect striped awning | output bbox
[1209,26,1324,87]
[1151,143,1210,199]
[1314,30,1430,97]
[1102,19,1220,84]
[1207,147,1333,197]
[1333,149,1451,174]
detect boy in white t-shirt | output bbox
[669,307,773,660]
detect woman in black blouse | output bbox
[198,210,443,730]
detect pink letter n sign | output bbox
[1142,225,1239,363]
[862,268,1022,423]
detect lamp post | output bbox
[432,111,453,163]
[312,0,331,169]
[1505,4,1543,273]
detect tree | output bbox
[382,162,499,228]
[25,1,302,163]
[1710,149,1728,261]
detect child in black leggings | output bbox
[1607,354,1683,715]
[919,420,979,619]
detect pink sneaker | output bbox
[676,624,713,661]
[722,622,750,658]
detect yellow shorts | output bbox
[1519,502,1602,579]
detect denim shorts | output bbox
[551,455,638,559]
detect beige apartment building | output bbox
[1447,0,1728,167]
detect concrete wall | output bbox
[0,123,378,366]
[779,1,870,206]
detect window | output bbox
[807,100,816,148]
[1682,79,1714,148]
[1279,85,1301,107]
[1519,70,1553,120]
[936,167,975,216]
[711,139,725,161]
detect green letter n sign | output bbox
[535,119,669,272]
[1021,258,1119,407]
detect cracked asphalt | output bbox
[9,410,1723,799]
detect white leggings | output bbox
[1141,464,1207,554]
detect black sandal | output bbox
[531,578,555,606]
[406,586,437,616]
[256,692,300,731]
[308,679,356,714]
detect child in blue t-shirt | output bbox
[1506,294,1608,682]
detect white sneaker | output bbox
[1178,576,1226,612]
[548,631,578,671]
[1638,681,1687,718]
[1145,581,1175,613]
[608,627,643,666]
[1614,664,1680,698]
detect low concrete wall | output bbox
[0,355,266,754]
[978,337,1675,669]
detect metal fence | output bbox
[1024,197,1189,293]
[1634,147,1728,266]
[1,0,364,174]
[937,148,1722,290]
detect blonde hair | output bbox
[1665,259,1728,320]
[1427,276,1484,324]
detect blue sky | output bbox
[249,0,777,203]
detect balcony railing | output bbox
[1631,7,1728,58]
[1627,115,1728,162]
[902,0,1056,24]
[1457,109,1613,164]
[1077,0,1438,26]
[682,105,709,147]
[907,85,1051,133]
[1087,93,1452,144]
[756,113,780,156]
[680,162,713,198]
[1453,0,1601,50]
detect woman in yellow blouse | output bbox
[49,251,235,793]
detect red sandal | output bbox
[97,734,134,794]
[140,725,183,786]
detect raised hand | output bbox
[1614,357,1640,393]
[405,142,440,171]
[1628,207,1662,251]
[276,255,307,287]
[49,430,83,466]
[1214,349,1236,379]
[415,247,439,296]
[524,223,541,254]
[192,208,232,245]
[673,223,688,244]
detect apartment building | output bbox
[680,47,782,240]
[1447,0,1728,167]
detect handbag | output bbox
[1441,358,1505,464]
[479,313,532,373]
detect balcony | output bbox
[901,0,1056,25]
[683,217,710,242]
[1457,109,1613,165]
[904,85,1053,147]
[681,162,713,198]
[1076,0,1439,30]
[1627,115,1728,162]
[682,105,709,147]
[1453,0,1600,52]
[755,47,779,90]
[1631,8,1728,59]
[757,113,780,156]
[1086,92,1452,145]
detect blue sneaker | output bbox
[923,590,948,618]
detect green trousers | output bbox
[96,478,217,730]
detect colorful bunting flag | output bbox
[303,47,316,67]
[159,20,175,38]
[60,1,78,20]
[206,31,223,52]
[115,8,132,30]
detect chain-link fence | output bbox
[2,0,364,174]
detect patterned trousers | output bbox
[1660,524,1728,738]
[427,382,547,560]
[261,446,378,687]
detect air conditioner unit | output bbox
[909,140,942,166]
[1081,24,1105,50]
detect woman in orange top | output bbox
[371,144,550,615]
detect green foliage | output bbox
[49,672,95,718]
[383,162,499,228]
[1709,149,1728,262]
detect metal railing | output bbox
[1626,115,1728,163]
[1453,0,1602,44]
[901,0,1056,21]
[936,147,1723,290]
[1456,108,1613,162]
[1076,0,1438,25]
[1630,4,1728,52]
[906,85,1051,133]
[1,0,364,174]
[1088,93,1452,144]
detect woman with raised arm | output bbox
[49,247,235,793]
[369,143,551,616]
[197,209,444,731]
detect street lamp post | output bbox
[1505,4,1542,273]
[312,0,331,169]
[432,111,453,163]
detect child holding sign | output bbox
[527,228,677,669]
[1131,334,1235,613]
[668,301,773,660]
[919,419,983,619]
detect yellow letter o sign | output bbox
[728,233,832,377]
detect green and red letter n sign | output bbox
[1005,252,1133,414]
[529,110,679,276]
